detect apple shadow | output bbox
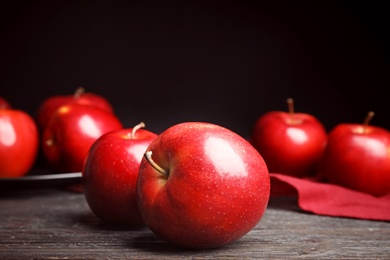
[74,207,248,254]
[76,212,197,253]
[126,232,242,255]
[76,211,147,232]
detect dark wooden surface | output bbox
[0,188,389,259]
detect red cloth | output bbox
[270,173,390,221]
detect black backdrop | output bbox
[1,1,389,139]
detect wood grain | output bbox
[0,189,389,259]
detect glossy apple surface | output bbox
[137,122,270,249]
[0,107,39,177]
[42,103,123,173]
[318,112,390,196]
[82,122,158,226]
[37,87,114,131]
[251,98,328,177]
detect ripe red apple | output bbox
[251,98,328,177]
[318,111,390,197]
[136,122,270,249]
[0,97,11,109]
[42,103,123,173]
[0,106,39,177]
[37,87,114,131]
[82,122,158,226]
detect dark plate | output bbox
[0,172,82,192]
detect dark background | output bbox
[1,1,389,139]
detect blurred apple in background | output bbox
[251,98,328,178]
[82,122,158,226]
[42,103,123,173]
[36,87,115,131]
[137,122,270,249]
[0,103,39,177]
[0,97,11,109]
[318,111,390,197]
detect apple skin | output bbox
[0,107,39,177]
[82,123,158,226]
[251,109,328,178]
[317,122,390,197]
[42,103,123,173]
[37,87,114,131]
[136,122,270,249]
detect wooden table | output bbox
[1,188,389,259]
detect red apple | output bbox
[136,122,270,249]
[82,122,158,226]
[0,97,11,109]
[37,87,114,131]
[318,111,390,197]
[42,103,123,173]
[0,106,39,177]
[251,98,328,177]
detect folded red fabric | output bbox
[270,173,390,221]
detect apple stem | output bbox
[363,111,375,132]
[287,98,294,115]
[131,122,145,138]
[144,151,168,176]
[74,87,85,98]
